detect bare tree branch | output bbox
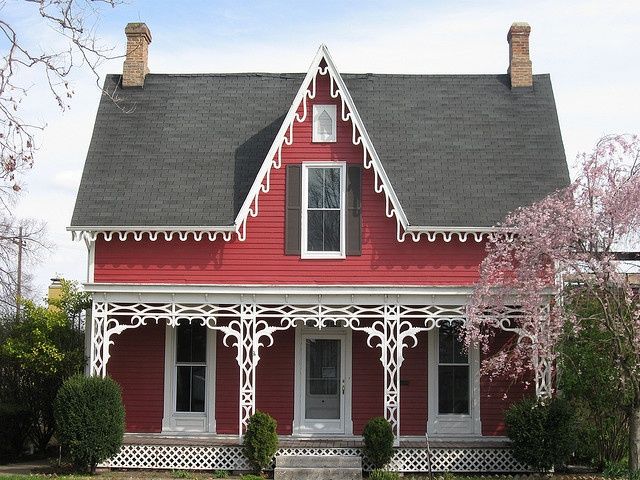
[0,0,124,201]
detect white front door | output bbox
[294,327,351,435]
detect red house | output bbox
[70,21,569,473]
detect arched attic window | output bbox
[313,105,337,142]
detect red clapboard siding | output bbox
[93,74,487,286]
[352,330,384,434]
[399,332,428,436]
[480,330,532,436]
[215,331,240,434]
[256,329,295,435]
[107,322,165,433]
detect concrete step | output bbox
[274,466,362,480]
[276,455,362,468]
[274,455,363,480]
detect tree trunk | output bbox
[631,401,640,472]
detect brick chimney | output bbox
[507,22,532,89]
[122,22,152,88]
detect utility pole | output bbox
[16,226,23,318]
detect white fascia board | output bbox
[406,226,498,233]
[85,283,474,305]
[66,226,236,232]
[233,44,410,232]
[84,282,474,295]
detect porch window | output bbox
[437,321,469,414]
[301,163,346,258]
[175,322,207,413]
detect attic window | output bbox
[313,105,337,142]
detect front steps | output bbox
[274,455,362,480]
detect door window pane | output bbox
[305,339,340,420]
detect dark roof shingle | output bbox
[70,72,568,228]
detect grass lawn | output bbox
[0,473,610,480]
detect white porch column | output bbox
[89,301,108,377]
[383,303,402,445]
[238,302,257,437]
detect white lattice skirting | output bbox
[102,444,529,473]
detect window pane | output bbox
[308,169,323,208]
[307,210,324,251]
[438,365,453,414]
[191,366,206,412]
[323,168,340,208]
[439,324,455,363]
[176,366,191,412]
[438,365,469,414]
[438,322,467,364]
[323,210,340,251]
[317,110,334,138]
[176,322,206,363]
[453,366,470,414]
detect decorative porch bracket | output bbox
[346,302,457,445]
[495,304,553,399]
[88,297,535,444]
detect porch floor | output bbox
[123,433,511,449]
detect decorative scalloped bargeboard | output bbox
[102,444,529,473]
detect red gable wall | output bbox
[93,74,486,285]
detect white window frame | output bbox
[301,162,346,259]
[427,325,481,436]
[162,323,216,433]
[312,104,337,142]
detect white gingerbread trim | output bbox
[69,45,505,245]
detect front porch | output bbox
[87,284,548,472]
[104,434,525,473]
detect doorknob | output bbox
[342,379,345,394]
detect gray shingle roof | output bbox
[70,72,568,228]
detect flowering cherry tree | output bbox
[465,134,640,471]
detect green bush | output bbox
[54,374,125,474]
[369,469,400,480]
[363,417,394,469]
[603,459,629,478]
[0,403,31,461]
[242,411,278,473]
[558,292,633,468]
[240,475,264,480]
[505,396,577,471]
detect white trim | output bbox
[427,326,481,436]
[301,162,346,259]
[293,325,353,436]
[86,239,95,283]
[233,44,407,242]
[84,283,476,306]
[162,323,216,433]
[68,47,508,245]
[312,105,337,142]
[68,226,501,244]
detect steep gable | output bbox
[70,46,568,243]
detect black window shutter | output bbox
[285,165,302,255]
[346,165,362,256]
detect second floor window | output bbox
[301,163,346,258]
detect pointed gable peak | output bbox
[234,45,409,241]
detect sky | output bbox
[4,0,640,300]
